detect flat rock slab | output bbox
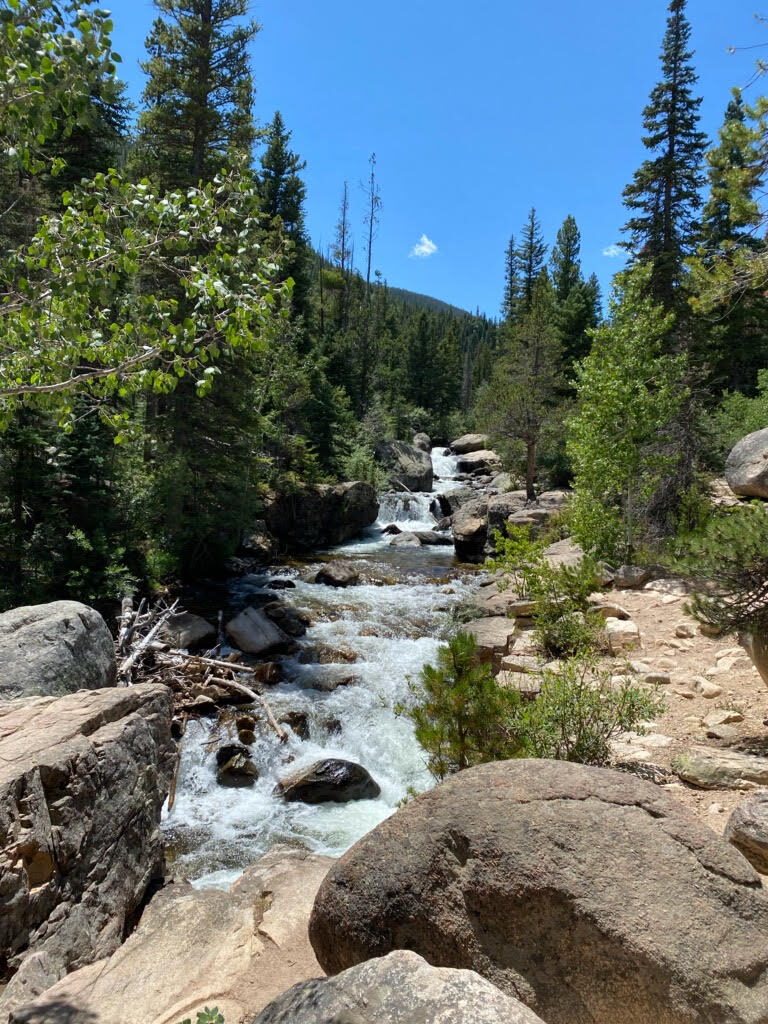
[226,606,288,653]
[251,950,546,1024]
[450,433,489,455]
[12,849,333,1024]
[0,685,173,987]
[0,601,115,700]
[463,617,517,667]
[676,747,768,789]
[309,758,768,1024]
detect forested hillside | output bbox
[2,0,768,611]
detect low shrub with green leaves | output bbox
[177,1009,224,1024]
[403,633,661,780]
[487,524,603,658]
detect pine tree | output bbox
[135,0,259,188]
[501,234,522,322]
[258,111,311,323]
[516,208,548,314]
[477,274,562,499]
[549,215,602,370]
[550,215,582,303]
[622,0,707,314]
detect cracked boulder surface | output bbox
[0,601,116,700]
[11,848,333,1024]
[0,684,174,1000]
[309,759,768,1024]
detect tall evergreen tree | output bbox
[516,208,548,314]
[135,0,259,188]
[258,110,311,323]
[550,215,582,303]
[502,233,522,322]
[622,0,707,314]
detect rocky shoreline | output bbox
[5,434,768,1022]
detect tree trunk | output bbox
[740,631,768,688]
[525,441,536,501]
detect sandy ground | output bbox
[599,580,768,834]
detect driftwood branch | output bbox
[208,677,288,742]
[118,599,179,684]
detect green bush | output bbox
[520,657,662,766]
[487,524,602,658]
[341,445,387,490]
[404,636,661,779]
[398,632,525,780]
[177,1009,224,1024]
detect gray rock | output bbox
[276,759,381,804]
[251,950,545,1024]
[0,952,65,1020]
[413,530,453,546]
[263,482,379,551]
[674,746,768,789]
[315,561,360,588]
[161,611,216,649]
[726,791,768,874]
[450,433,489,455]
[614,564,654,589]
[262,601,309,638]
[0,601,115,701]
[11,849,333,1024]
[374,440,433,492]
[0,684,173,984]
[456,449,502,475]
[487,491,528,534]
[226,606,288,654]
[463,617,517,670]
[310,758,768,1024]
[412,432,432,453]
[543,538,584,569]
[438,487,475,517]
[451,498,488,563]
[389,531,423,548]
[726,427,768,498]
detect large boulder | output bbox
[456,449,502,475]
[0,601,115,701]
[726,791,768,874]
[309,758,768,1024]
[10,849,333,1024]
[0,685,173,991]
[450,433,489,455]
[226,606,288,654]
[276,759,380,804]
[161,611,216,650]
[374,440,433,492]
[726,427,768,499]
[675,746,768,789]
[263,481,379,551]
[487,491,528,534]
[315,561,360,588]
[451,498,488,563]
[251,950,546,1024]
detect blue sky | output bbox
[107,0,767,316]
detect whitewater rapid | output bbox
[162,448,471,888]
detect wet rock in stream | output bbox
[276,759,381,804]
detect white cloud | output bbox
[410,234,438,259]
[602,244,623,258]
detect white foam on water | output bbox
[163,571,472,887]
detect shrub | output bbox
[520,657,662,766]
[341,445,387,490]
[399,632,525,780]
[404,639,661,778]
[177,1009,224,1024]
[488,523,603,658]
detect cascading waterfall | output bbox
[163,447,471,888]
